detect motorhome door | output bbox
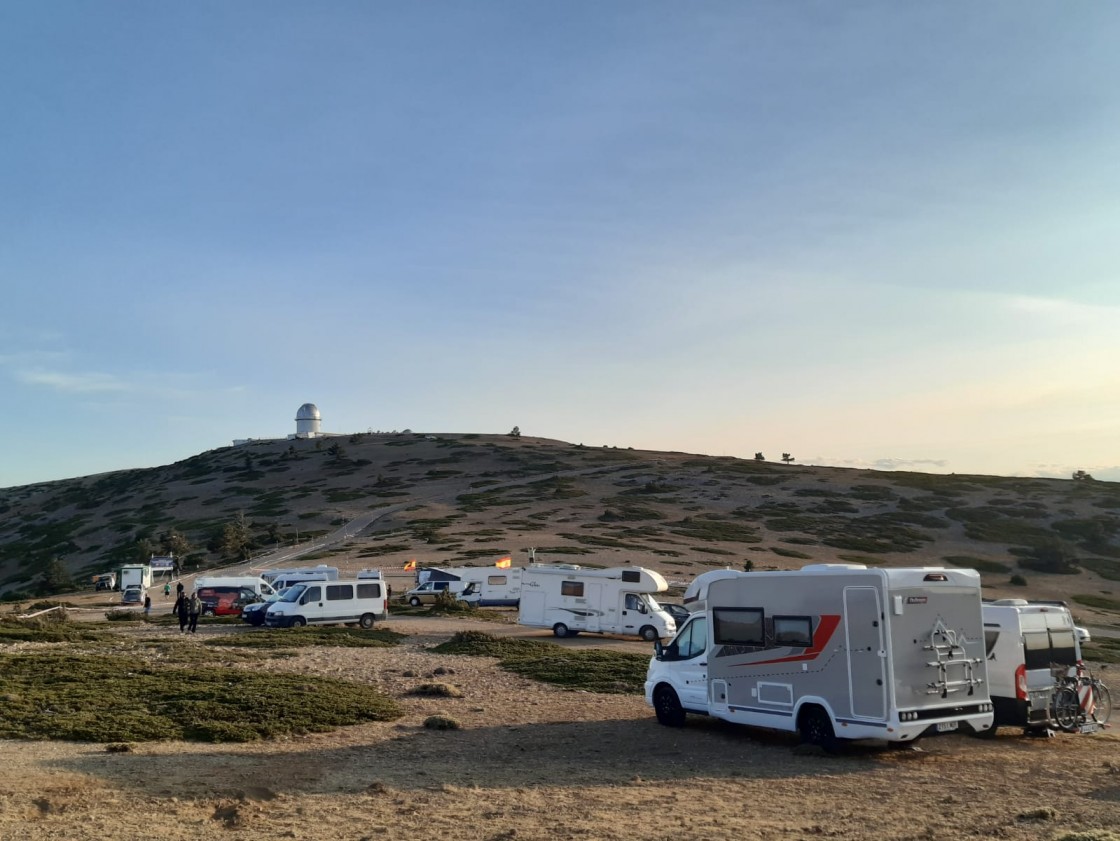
[585,583,603,631]
[844,587,887,719]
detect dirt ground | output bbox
[2,613,1119,841]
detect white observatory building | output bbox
[294,403,322,438]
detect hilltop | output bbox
[2,432,1119,625]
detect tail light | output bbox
[1015,664,1027,701]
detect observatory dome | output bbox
[295,403,323,437]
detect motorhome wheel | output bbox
[799,706,837,751]
[552,623,570,638]
[409,597,422,607]
[359,613,375,629]
[639,625,658,642]
[290,616,306,628]
[653,686,686,727]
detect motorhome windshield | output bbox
[280,584,308,603]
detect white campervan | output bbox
[518,564,676,641]
[265,578,387,629]
[981,598,1082,734]
[261,565,339,585]
[457,567,523,607]
[645,564,994,748]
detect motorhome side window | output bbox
[713,608,764,647]
[561,581,584,597]
[356,583,381,599]
[326,584,353,601]
[772,616,812,647]
[487,576,506,586]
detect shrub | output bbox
[423,714,461,730]
[1009,574,1028,586]
[409,682,463,698]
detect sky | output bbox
[2,2,1119,488]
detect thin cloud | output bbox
[16,369,133,394]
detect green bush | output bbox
[0,651,402,742]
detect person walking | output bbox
[163,582,171,598]
[188,591,202,634]
[174,589,189,633]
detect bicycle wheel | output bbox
[1052,686,1081,732]
[1092,682,1112,726]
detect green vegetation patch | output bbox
[1080,637,1120,665]
[0,617,113,643]
[0,650,402,742]
[205,627,406,649]
[430,631,647,693]
[941,556,1011,574]
[770,547,812,559]
[668,515,761,543]
[1070,594,1120,613]
[1082,557,1120,582]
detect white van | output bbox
[265,579,387,629]
[981,599,1082,734]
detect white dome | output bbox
[294,403,323,437]
[295,403,321,421]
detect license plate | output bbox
[936,721,958,733]
[1080,722,1099,734]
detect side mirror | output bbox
[653,640,663,658]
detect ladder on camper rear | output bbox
[924,619,984,698]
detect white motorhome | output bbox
[518,564,676,641]
[645,564,994,748]
[457,567,523,607]
[265,578,388,629]
[269,571,335,592]
[981,598,1082,734]
[118,564,152,591]
[193,575,276,597]
[260,565,339,585]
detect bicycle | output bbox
[1052,662,1112,733]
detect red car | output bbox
[197,586,261,617]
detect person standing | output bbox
[143,593,152,619]
[174,589,189,633]
[188,591,202,634]
[163,582,171,598]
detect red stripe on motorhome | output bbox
[731,614,842,667]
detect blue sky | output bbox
[2,2,1118,488]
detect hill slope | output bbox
[3,432,1119,623]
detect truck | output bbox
[645,563,994,748]
[980,598,1083,734]
[517,564,677,641]
[265,578,388,629]
[118,564,152,592]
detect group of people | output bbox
[171,582,202,633]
